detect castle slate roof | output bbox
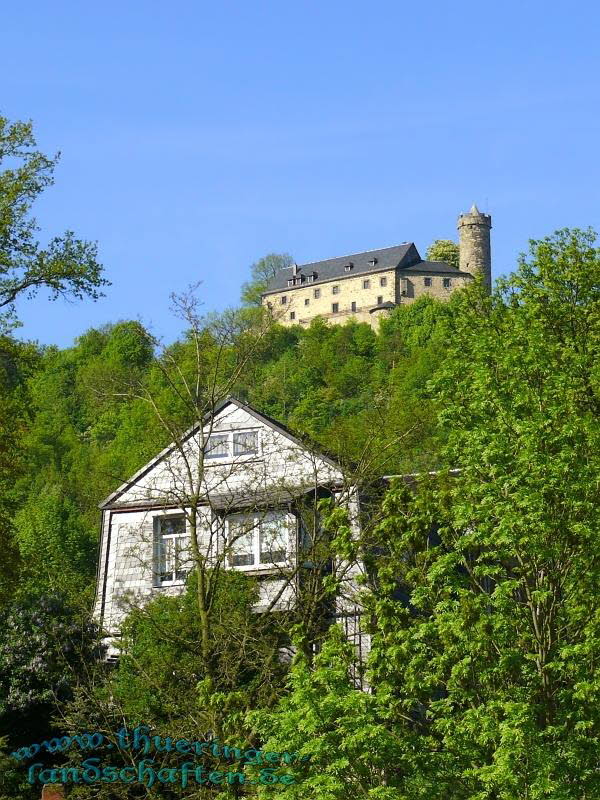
[262,243,472,294]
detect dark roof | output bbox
[369,301,396,312]
[403,260,469,275]
[262,244,472,294]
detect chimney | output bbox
[457,204,492,291]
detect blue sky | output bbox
[4,1,600,347]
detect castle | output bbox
[261,205,492,327]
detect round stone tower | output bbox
[457,204,492,291]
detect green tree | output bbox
[241,252,294,306]
[0,590,103,743]
[0,335,40,607]
[256,228,600,799]
[426,238,459,269]
[0,116,108,327]
[370,229,600,797]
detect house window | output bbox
[206,434,229,459]
[332,285,340,295]
[290,311,296,320]
[424,277,432,287]
[314,288,321,299]
[344,263,353,272]
[227,512,290,569]
[155,516,189,585]
[233,430,258,456]
[380,276,387,287]
[304,298,310,306]
[377,295,383,304]
[281,295,287,304]
[443,278,451,288]
[351,301,357,312]
[363,279,370,289]
[332,302,339,313]
[205,430,260,460]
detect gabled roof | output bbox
[262,243,472,295]
[98,396,343,510]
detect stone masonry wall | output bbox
[263,268,472,328]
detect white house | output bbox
[94,397,366,661]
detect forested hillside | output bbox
[1,223,600,799]
[0,294,453,604]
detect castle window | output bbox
[227,512,290,570]
[332,302,339,313]
[351,301,357,312]
[377,295,383,305]
[344,263,353,272]
[304,298,310,306]
[155,515,190,586]
[443,278,451,288]
[281,295,287,304]
[424,277,432,287]
[314,288,321,299]
[380,276,387,287]
[332,285,340,295]
[363,279,370,289]
[290,311,296,320]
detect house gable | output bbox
[99,397,343,511]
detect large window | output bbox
[155,515,190,585]
[227,512,291,569]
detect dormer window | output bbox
[368,258,378,267]
[344,262,353,272]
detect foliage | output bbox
[266,228,600,799]
[251,627,410,800]
[426,238,460,269]
[6,224,600,798]
[0,590,103,743]
[0,335,39,606]
[110,571,286,732]
[241,252,294,306]
[0,115,108,327]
